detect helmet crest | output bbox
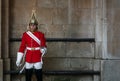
[29,9,38,25]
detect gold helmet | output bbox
[29,9,38,25]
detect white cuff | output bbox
[41,47,47,56]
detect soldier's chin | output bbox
[30,29,36,32]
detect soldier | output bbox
[16,10,47,81]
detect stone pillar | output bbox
[0,0,3,81]
[95,0,104,59]
[1,0,10,81]
[95,0,107,81]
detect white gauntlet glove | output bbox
[16,52,23,67]
[40,47,47,56]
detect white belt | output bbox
[26,47,40,50]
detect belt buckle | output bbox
[31,47,35,50]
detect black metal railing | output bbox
[9,38,95,42]
[4,70,100,75]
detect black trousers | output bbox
[25,69,42,81]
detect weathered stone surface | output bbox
[43,25,65,38]
[101,60,120,81]
[106,0,120,59]
[46,42,66,57]
[10,42,20,58]
[11,74,25,81]
[71,0,96,9]
[10,7,32,25]
[10,58,17,70]
[43,58,94,70]
[43,75,52,81]
[44,75,93,81]
[71,9,95,24]
[43,58,69,70]
[64,24,95,38]
[37,0,56,8]
[37,8,53,24]
[52,8,68,24]
[37,0,68,8]
[66,42,94,58]
[106,0,120,9]
[68,58,93,70]
[107,41,120,58]
[3,59,10,81]
[10,0,34,8]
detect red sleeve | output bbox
[41,33,47,47]
[18,33,26,53]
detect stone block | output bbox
[46,76,71,81]
[107,9,120,25]
[11,74,25,81]
[10,0,34,8]
[113,0,120,8]
[101,60,120,81]
[95,42,103,58]
[68,58,93,70]
[55,0,68,8]
[37,0,68,8]
[70,76,93,81]
[37,8,53,24]
[78,0,96,9]
[71,9,95,24]
[10,24,27,38]
[52,8,68,24]
[106,9,113,24]
[43,58,94,71]
[71,0,96,9]
[106,0,120,8]
[37,0,56,8]
[93,60,100,71]
[10,42,20,58]
[10,7,32,25]
[40,25,65,38]
[106,0,113,9]
[52,76,93,81]
[43,75,52,81]
[46,42,66,57]
[43,58,69,70]
[64,24,95,38]
[107,41,120,58]
[96,0,103,9]
[66,42,94,58]
[108,24,120,41]
[93,75,100,81]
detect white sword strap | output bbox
[26,31,41,45]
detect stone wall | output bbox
[9,0,97,81]
[101,0,120,81]
[1,0,120,81]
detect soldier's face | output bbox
[29,24,37,32]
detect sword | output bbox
[19,64,25,74]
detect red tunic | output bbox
[18,31,46,63]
